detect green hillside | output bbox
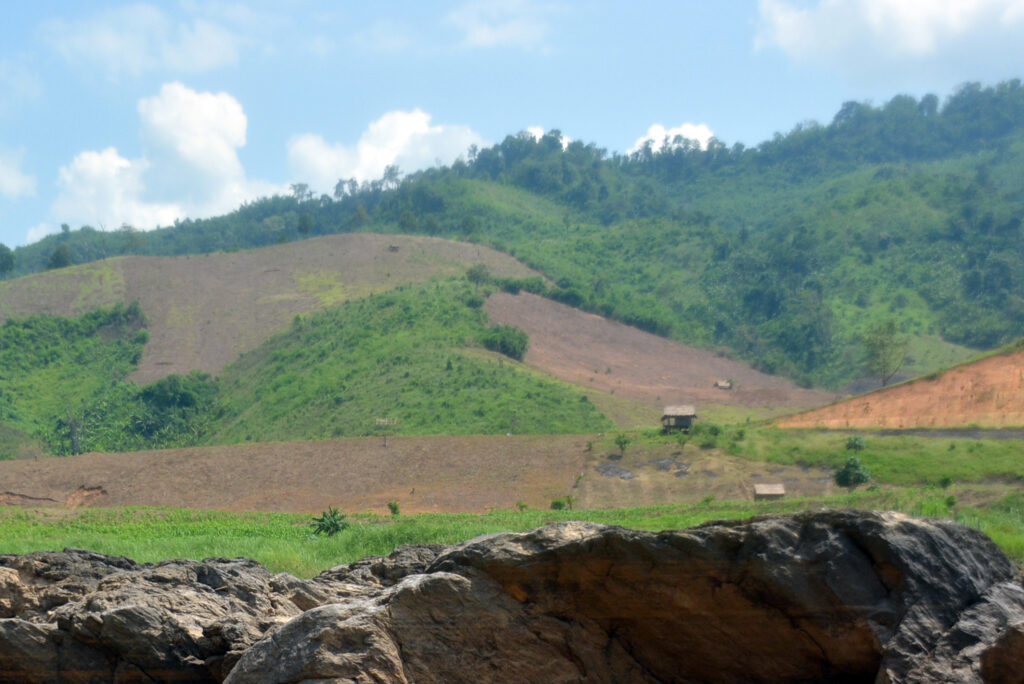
[6,80,1024,388]
[207,280,612,443]
[0,304,147,455]
[0,282,614,457]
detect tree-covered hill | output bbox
[8,79,1024,388]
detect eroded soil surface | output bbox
[484,292,836,410]
[778,347,1024,429]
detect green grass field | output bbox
[2,486,1019,578]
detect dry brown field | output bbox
[0,434,837,514]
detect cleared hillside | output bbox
[0,233,538,384]
[484,292,836,410]
[777,344,1024,429]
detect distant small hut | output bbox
[754,483,786,501]
[714,379,733,390]
[661,405,697,433]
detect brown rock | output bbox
[1,511,1022,683]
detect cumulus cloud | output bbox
[137,82,248,207]
[525,126,571,149]
[288,109,486,193]
[47,83,277,236]
[52,148,180,230]
[0,148,35,199]
[629,123,715,154]
[446,0,555,50]
[43,3,240,78]
[756,0,1024,80]
[25,223,58,244]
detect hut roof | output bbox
[662,405,697,417]
[754,483,786,496]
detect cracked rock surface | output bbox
[2,511,1023,682]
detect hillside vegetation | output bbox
[0,281,613,457]
[7,81,1024,388]
[208,279,612,443]
[0,234,539,384]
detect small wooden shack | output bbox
[754,483,786,501]
[714,379,733,390]
[661,405,697,433]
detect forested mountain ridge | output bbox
[7,79,1024,388]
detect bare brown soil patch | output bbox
[0,435,589,514]
[0,234,538,384]
[0,435,843,514]
[777,347,1024,429]
[484,292,836,411]
[576,442,837,509]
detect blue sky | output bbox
[1,0,1023,247]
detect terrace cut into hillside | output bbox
[777,344,1024,429]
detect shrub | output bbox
[846,436,866,451]
[834,457,870,490]
[309,507,349,536]
[550,498,566,510]
[614,433,631,454]
[939,475,953,489]
[387,501,400,516]
[480,325,529,360]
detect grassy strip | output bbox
[729,426,1024,485]
[2,487,1019,578]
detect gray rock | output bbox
[1,511,1022,683]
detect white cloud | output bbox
[25,223,58,244]
[137,82,247,206]
[48,83,278,235]
[447,0,554,50]
[629,123,715,154]
[43,4,240,78]
[525,126,571,149]
[288,109,486,193]
[0,148,35,199]
[756,0,1024,78]
[52,148,181,230]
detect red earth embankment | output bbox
[777,346,1024,429]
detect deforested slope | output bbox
[0,233,539,384]
[484,291,836,410]
[777,342,1024,429]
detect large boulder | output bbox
[1,511,1022,683]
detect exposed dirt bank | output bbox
[778,347,1024,429]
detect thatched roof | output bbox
[662,405,696,417]
[754,483,786,496]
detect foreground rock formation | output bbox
[2,511,1023,683]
